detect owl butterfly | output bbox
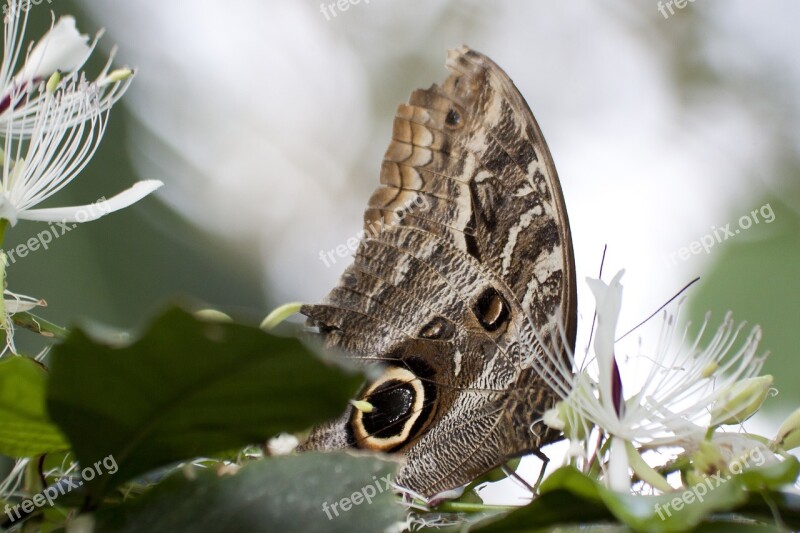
[300,46,577,498]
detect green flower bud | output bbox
[544,400,587,441]
[543,404,565,431]
[712,375,773,425]
[194,309,233,322]
[260,302,303,331]
[349,400,375,413]
[774,406,800,451]
[685,440,728,486]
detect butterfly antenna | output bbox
[616,276,701,342]
[584,244,608,355]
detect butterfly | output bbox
[299,45,577,498]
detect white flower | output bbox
[0,250,45,354]
[12,15,91,83]
[0,290,43,354]
[3,287,42,314]
[0,2,133,134]
[533,270,766,491]
[266,433,299,456]
[0,75,162,225]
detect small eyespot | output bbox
[473,287,510,332]
[318,323,340,334]
[445,108,461,127]
[419,316,454,340]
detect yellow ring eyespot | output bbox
[351,367,426,452]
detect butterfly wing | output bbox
[300,46,576,497]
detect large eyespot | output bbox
[473,286,509,332]
[351,366,432,452]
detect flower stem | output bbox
[589,434,613,477]
[12,311,69,340]
[625,440,673,492]
[432,501,518,513]
[0,219,8,351]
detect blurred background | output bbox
[4,0,798,499]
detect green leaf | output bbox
[471,489,613,531]
[474,465,800,532]
[46,306,362,506]
[735,490,800,526]
[92,452,403,533]
[473,468,613,532]
[738,456,800,490]
[598,479,744,533]
[0,356,69,457]
[693,524,786,533]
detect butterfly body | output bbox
[300,46,576,497]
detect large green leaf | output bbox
[46,306,362,506]
[475,461,800,533]
[0,356,68,457]
[91,452,403,533]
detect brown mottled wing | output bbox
[300,46,576,497]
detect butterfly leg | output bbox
[531,449,551,494]
[501,462,535,494]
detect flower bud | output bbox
[260,302,303,331]
[774,406,800,451]
[349,400,375,413]
[543,404,565,431]
[685,440,727,486]
[194,309,233,323]
[711,375,773,425]
[544,400,587,441]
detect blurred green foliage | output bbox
[690,194,800,417]
[3,2,266,342]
